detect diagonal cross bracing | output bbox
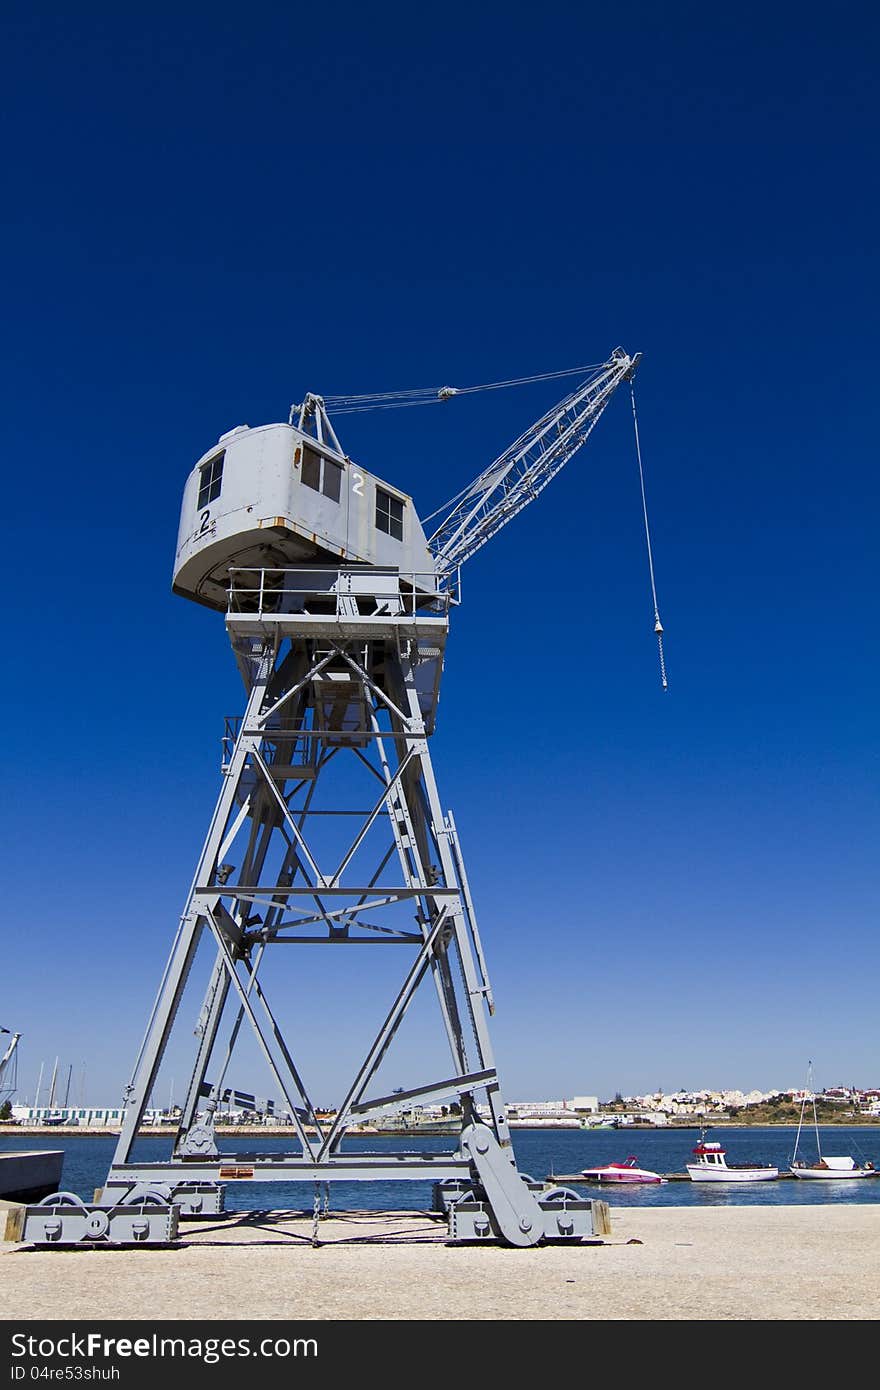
[199,901,317,1157]
[317,910,450,1157]
[107,601,518,1197]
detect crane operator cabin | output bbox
[173,405,436,614]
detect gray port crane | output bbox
[24,348,655,1247]
[0,1029,21,1104]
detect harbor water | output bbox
[3,1126,879,1213]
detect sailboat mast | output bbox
[793,1060,819,1165]
[792,1088,807,1164]
[811,1070,822,1160]
[47,1057,59,1109]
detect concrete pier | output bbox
[0,1150,63,1201]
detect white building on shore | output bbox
[12,1105,126,1127]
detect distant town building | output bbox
[571,1096,599,1113]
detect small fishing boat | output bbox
[789,1065,877,1180]
[580,1155,665,1184]
[686,1136,778,1183]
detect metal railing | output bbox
[227,567,455,619]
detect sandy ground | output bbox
[2,1204,880,1321]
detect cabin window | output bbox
[197,451,225,509]
[301,446,342,503]
[323,458,342,503]
[376,487,404,541]
[301,446,321,492]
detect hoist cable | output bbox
[320,362,604,414]
[319,398,448,415]
[630,384,668,691]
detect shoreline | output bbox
[4,1121,879,1138]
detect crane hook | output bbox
[655,618,668,691]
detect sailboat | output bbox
[789,1065,877,1181]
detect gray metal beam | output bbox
[195,885,462,897]
[107,1158,472,1184]
[351,1068,496,1118]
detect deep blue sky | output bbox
[3,5,878,1107]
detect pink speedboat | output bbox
[580,1155,665,1184]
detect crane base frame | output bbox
[102,573,562,1248]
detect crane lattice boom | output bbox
[0,1028,21,1100]
[427,347,640,579]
